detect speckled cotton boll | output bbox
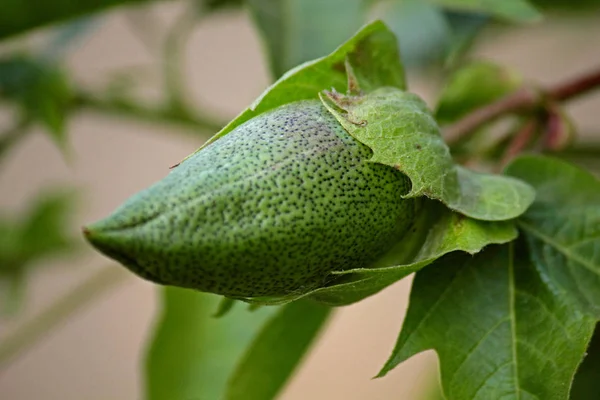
[84,100,418,298]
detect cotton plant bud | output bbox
[83,100,420,298]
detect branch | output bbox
[549,67,600,101]
[0,267,130,370]
[499,118,539,168]
[73,91,225,134]
[444,66,600,144]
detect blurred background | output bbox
[1,1,600,399]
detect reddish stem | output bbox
[444,66,600,144]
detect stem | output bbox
[74,91,225,134]
[499,118,539,168]
[0,267,129,371]
[549,68,600,101]
[163,2,199,113]
[444,66,600,144]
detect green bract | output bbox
[83,21,535,305]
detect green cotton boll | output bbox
[83,100,419,298]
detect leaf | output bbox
[239,200,517,306]
[42,16,98,61]
[505,155,600,318]
[203,0,245,10]
[225,301,331,400]
[145,287,278,400]
[0,191,76,314]
[373,1,489,69]
[248,0,367,78]
[0,0,152,39]
[188,20,405,157]
[20,190,76,256]
[0,191,76,271]
[379,244,595,400]
[443,11,489,67]
[570,323,600,400]
[531,0,600,11]
[0,56,72,149]
[430,0,541,22]
[320,86,535,221]
[374,0,452,67]
[435,61,522,125]
[0,270,25,315]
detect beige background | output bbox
[0,4,599,400]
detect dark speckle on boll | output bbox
[84,100,418,298]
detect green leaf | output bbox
[0,0,151,39]
[0,191,76,271]
[531,0,600,11]
[374,0,452,67]
[570,323,600,400]
[0,56,72,149]
[320,86,535,221]
[239,200,517,307]
[0,270,25,315]
[187,20,405,158]
[380,244,595,400]
[373,2,489,68]
[145,288,278,400]
[435,61,522,125]
[203,0,245,10]
[443,11,489,67]
[430,0,541,22]
[505,155,600,318]
[20,191,76,256]
[0,191,76,314]
[225,301,331,400]
[248,0,367,78]
[42,17,98,61]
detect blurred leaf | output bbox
[0,0,153,39]
[443,11,489,66]
[380,244,595,400]
[225,301,331,400]
[374,0,452,67]
[0,56,72,149]
[203,0,245,10]
[554,142,600,177]
[0,264,25,315]
[0,191,77,313]
[191,20,405,154]
[0,191,76,271]
[431,0,541,22]
[505,155,600,318]
[145,288,278,400]
[570,323,600,400]
[248,0,367,79]
[42,16,99,61]
[436,61,522,124]
[20,191,76,257]
[371,1,489,69]
[531,0,600,11]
